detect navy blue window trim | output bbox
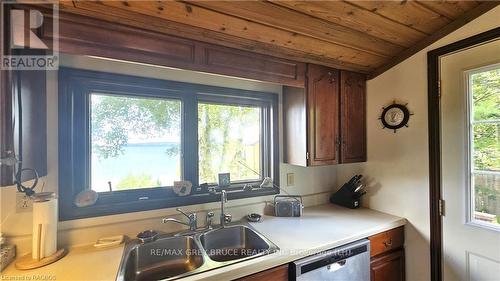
[58,67,279,220]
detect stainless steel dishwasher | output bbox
[290,239,370,281]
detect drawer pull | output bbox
[383,239,393,248]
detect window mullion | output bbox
[182,94,199,188]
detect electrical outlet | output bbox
[286,173,295,187]
[16,193,33,213]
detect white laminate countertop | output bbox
[1,204,405,281]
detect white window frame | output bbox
[465,62,500,232]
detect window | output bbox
[59,68,279,220]
[90,94,182,191]
[198,102,262,184]
[467,64,500,229]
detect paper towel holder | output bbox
[16,193,67,270]
[15,224,67,270]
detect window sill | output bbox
[60,187,279,221]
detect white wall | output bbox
[0,55,337,255]
[337,6,500,281]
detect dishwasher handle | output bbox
[327,260,346,272]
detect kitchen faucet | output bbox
[162,208,198,231]
[220,190,232,227]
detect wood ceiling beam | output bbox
[370,1,500,79]
[345,0,451,34]
[79,1,386,69]
[187,1,403,57]
[57,1,374,73]
[270,1,427,48]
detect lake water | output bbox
[91,142,180,192]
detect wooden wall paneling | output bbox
[41,10,306,87]
[283,86,307,167]
[81,1,386,69]
[200,45,306,85]
[270,1,426,48]
[345,1,450,34]
[340,70,366,163]
[57,1,372,73]
[189,1,403,57]
[307,64,339,166]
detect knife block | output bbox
[330,185,361,209]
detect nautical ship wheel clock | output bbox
[379,101,413,133]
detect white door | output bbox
[441,39,500,281]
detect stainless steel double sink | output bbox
[116,223,279,281]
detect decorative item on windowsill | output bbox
[16,192,67,270]
[330,175,366,209]
[74,189,98,207]
[379,101,414,133]
[217,173,231,188]
[173,181,193,196]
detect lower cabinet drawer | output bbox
[368,226,404,257]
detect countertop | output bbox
[1,204,405,281]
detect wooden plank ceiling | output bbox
[58,1,498,78]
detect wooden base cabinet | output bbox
[369,227,405,281]
[371,249,405,281]
[237,264,289,281]
[283,64,366,167]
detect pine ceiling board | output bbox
[346,1,451,34]
[59,1,375,73]
[188,1,404,57]
[271,1,427,48]
[370,1,499,79]
[416,0,481,20]
[86,1,386,69]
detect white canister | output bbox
[32,192,58,260]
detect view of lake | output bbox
[91,142,180,192]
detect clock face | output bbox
[384,107,405,126]
[380,103,411,132]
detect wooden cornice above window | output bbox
[52,1,498,79]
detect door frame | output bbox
[427,27,500,281]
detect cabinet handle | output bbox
[327,72,335,84]
[383,238,393,248]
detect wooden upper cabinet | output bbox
[340,70,367,163]
[284,64,366,167]
[307,64,340,166]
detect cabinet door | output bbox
[340,70,366,163]
[307,64,339,166]
[371,249,405,281]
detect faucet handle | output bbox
[176,208,195,219]
[206,211,215,229]
[223,214,232,224]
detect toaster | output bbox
[274,195,303,217]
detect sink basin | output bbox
[116,223,278,281]
[199,225,272,262]
[120,236,204,281]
